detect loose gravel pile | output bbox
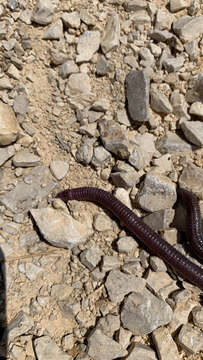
[0,0,202,359]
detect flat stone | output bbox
[105,270,146,304]
[121,289,173,335]
[99,120,130,159]
[0,77,13,90]
[137,171,177,212]
[150,88,172,114]
[192,307,203,329]
[0,145,15,166]
[96,54,113,75]
[170,90,189,119]
[0,166,56,213]
[169,296,196,333]
[93,213,113,232]
[150,29,173,42]
[117,236,138,254]
[152,327,179,360]
[129,133,156,170]
[20,262,43,281]
[101,255,122,272]
[189,101,203,118]
[185,39,199,60]
[6,311,34,342]
[173,15,203,41]
[79,9,95,26]
[181,120,203,146]
[145,270,175,297]
[101,13,120,54]
[170,0,191,13]
[91,146,111,167]
[67,73,91,96]
[143,208,175,231]
[49,160,69,180]
[131,10,151,24]
[13,94,28,116]
[178,162,203,199]
[96,314,120,337]
[124,0,147,12]
[87,329,127,360]
[156,131,193,154]
[12,149,41,167]
[126,343,157,360]
[177,324,203,354]
[111,161,139,189]
[76,142,93,165]
[0,101,19,145]
[43,19,63,40]
[80,247,102,271]
[30,207,91,249]
[152,153,173,173]
[58,60,79,79]
[7,64,20,80]
[125,70,150,123]
[34,335,72,360]
[76,31,100,63]
[61,11,80,29]
[51,284,73,301]
[149,256,167,272]
[155,9,173,30]
[163,56,184,72]
[32,0,56,25]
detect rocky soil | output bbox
[0,0,202,359]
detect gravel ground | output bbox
[0,0,202,359]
